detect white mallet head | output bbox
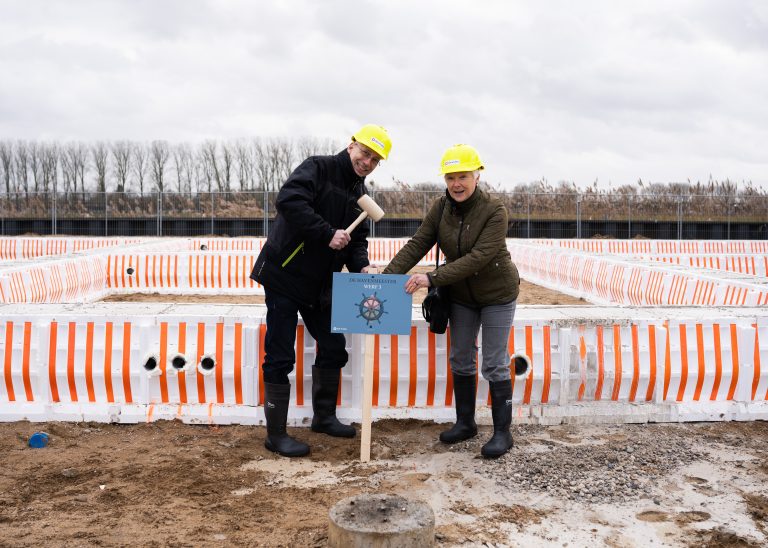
[345,194,385,233]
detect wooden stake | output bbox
[360,334,375,462]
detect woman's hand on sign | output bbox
[404,274,430,294]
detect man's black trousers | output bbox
[262,288,348,385]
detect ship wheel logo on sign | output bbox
[355,292,388,326]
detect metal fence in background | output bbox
[1,191,767,239]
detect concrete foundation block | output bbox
[328,493,435,547]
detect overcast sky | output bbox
[1,0,766,189]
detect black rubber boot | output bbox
[440,373,478,444]
[481,379,514,458]
[310,367,356,438]
[264,382,310,457]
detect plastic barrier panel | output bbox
[105,253,261,292]
[1,320,37,403]
[367,238,439,266]
[0,255,109,304]
[0,237,146,260]
[563,323,663,405]
[189,238,265,252]
[661,322,747,403]
[643,254,768,277]
[529,239,768,255]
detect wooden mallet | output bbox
[345,195,385,233]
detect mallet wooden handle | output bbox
[345,211,369,233]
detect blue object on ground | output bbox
[28,432,50,448]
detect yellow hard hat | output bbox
[439,144,484,175]
[352,124,392,160]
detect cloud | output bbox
[0,0,766,188]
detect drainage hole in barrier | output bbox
[126,266,135,275]
[171,356,187,370]
[200,357,215,371]
[144,356,158,371]
[200,244,208,251]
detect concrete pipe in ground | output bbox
[328,493,434,547]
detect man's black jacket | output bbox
[250,149,370,308]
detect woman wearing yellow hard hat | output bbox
[383,144,521,458]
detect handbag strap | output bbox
[434,196,447,269]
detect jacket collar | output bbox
[336,149,365,188]
[446,185,482,214]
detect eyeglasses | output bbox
[356,143,382,166]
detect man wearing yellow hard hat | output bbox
[250,124,391,457]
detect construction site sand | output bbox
[1,420,766,546]
[100,279,591,306]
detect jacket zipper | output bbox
[457,215,479,305]
[457,215,463,256]
[281,241,305,267]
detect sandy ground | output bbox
[101,278,590,306]
[1,420,766,547]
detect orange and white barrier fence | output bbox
[562,319,766,405]
[0,237,146,261]
[2,238,768,306]
[659,321,764,404]
[2,236,766,265]
[530,239,768,255]
[104,252,262,293]
[643,254,768,277]
[2,306,766,424]
[0,255,109,304]
[188,238,265,252]
[185,238,439,264]
[367,238,440,266]
[1,236,767,425]
[509,243,768,307]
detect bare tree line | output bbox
[0,137,341,195]
[488,177,768,220]
[1,138,764,221]
[379,176,767,220]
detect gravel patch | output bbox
[450,424,707,505]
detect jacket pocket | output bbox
[473,259,514,302]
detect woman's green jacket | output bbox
[383,188,519,307]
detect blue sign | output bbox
[331,273,412,335]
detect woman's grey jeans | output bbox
[448,300,517,382]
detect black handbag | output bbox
[421,197,450,334]
[422,285,450,334]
